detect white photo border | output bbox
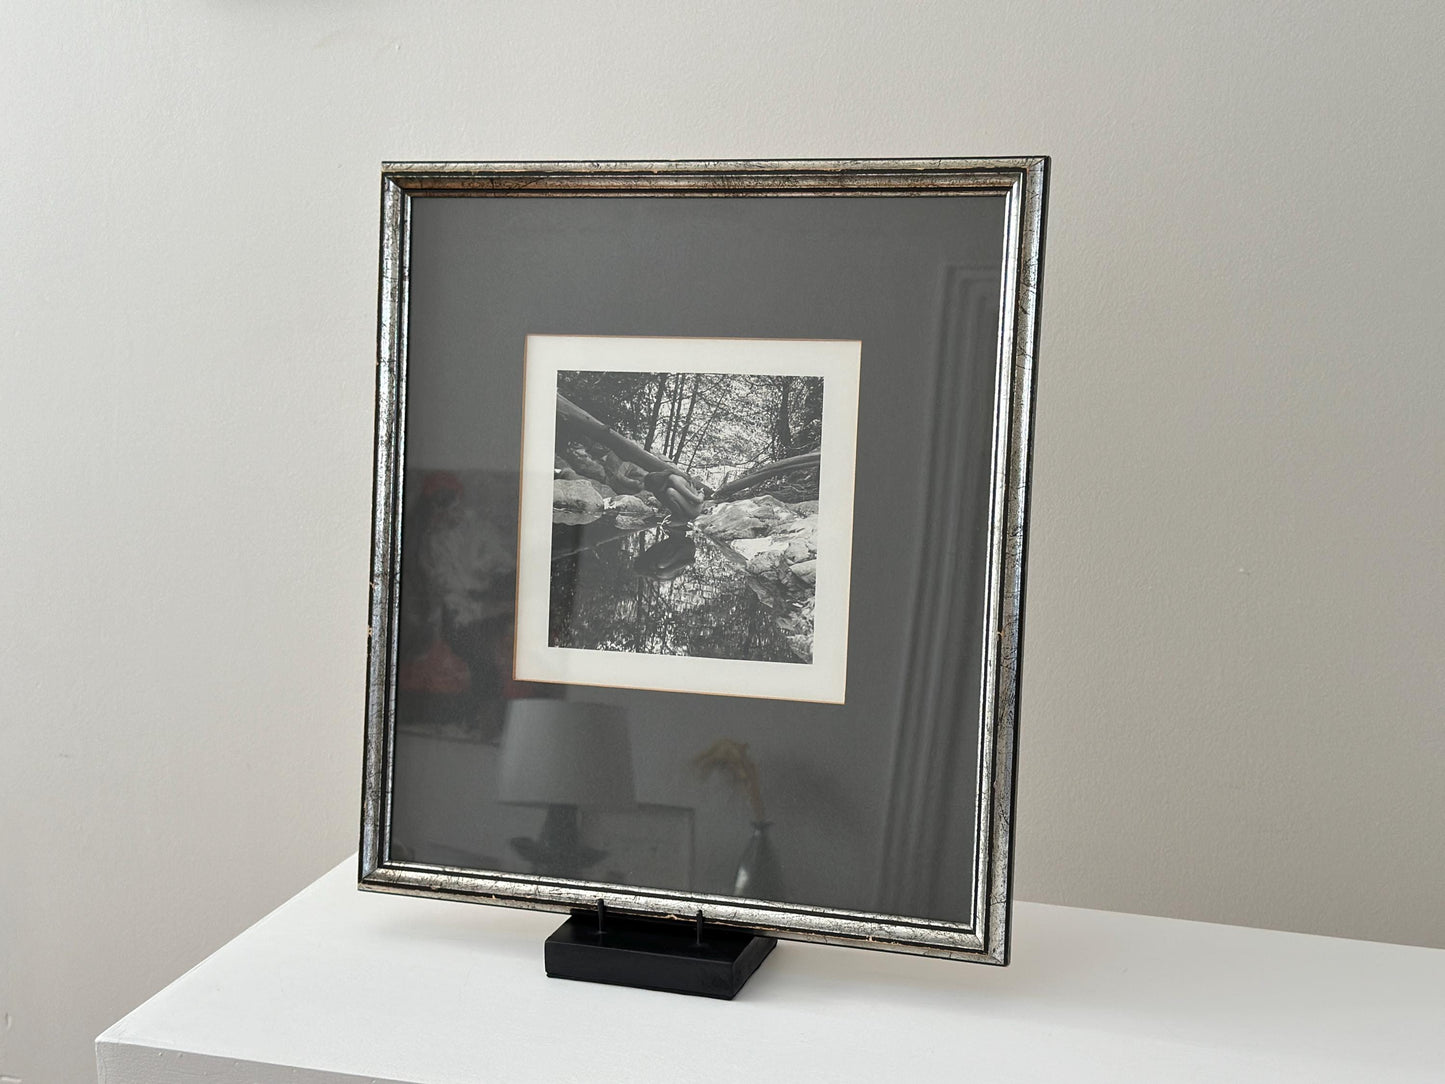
[514,334,861,704]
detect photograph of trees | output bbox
[549,369,827,664]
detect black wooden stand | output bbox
[544,901,776,1000]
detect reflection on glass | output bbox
[388,193,1011,927]
[497,700,635,879]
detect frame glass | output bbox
[360,158,1047,963]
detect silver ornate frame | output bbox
[359,158,1048,964]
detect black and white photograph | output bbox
[549,368,824,662]
[515,336,860,703]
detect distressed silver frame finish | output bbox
[360,158,1047,964]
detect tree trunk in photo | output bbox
[643,374,667,452]
[774,375,794,458]
[710,452,821,501]
[684,397,727,472]
[670,373,703,463]
[661,375,683,460]
[555,394,701,489]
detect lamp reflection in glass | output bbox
[498,699,636,879]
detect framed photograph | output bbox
[515,333,860,703]
[361,158,1047,965]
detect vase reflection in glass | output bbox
[733,821,786,901]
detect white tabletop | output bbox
[97,859,1444,1083]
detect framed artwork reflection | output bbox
[361,158,1048,964]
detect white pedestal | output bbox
[97,859,1444,1083]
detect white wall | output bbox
[2,3,1441,1081]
